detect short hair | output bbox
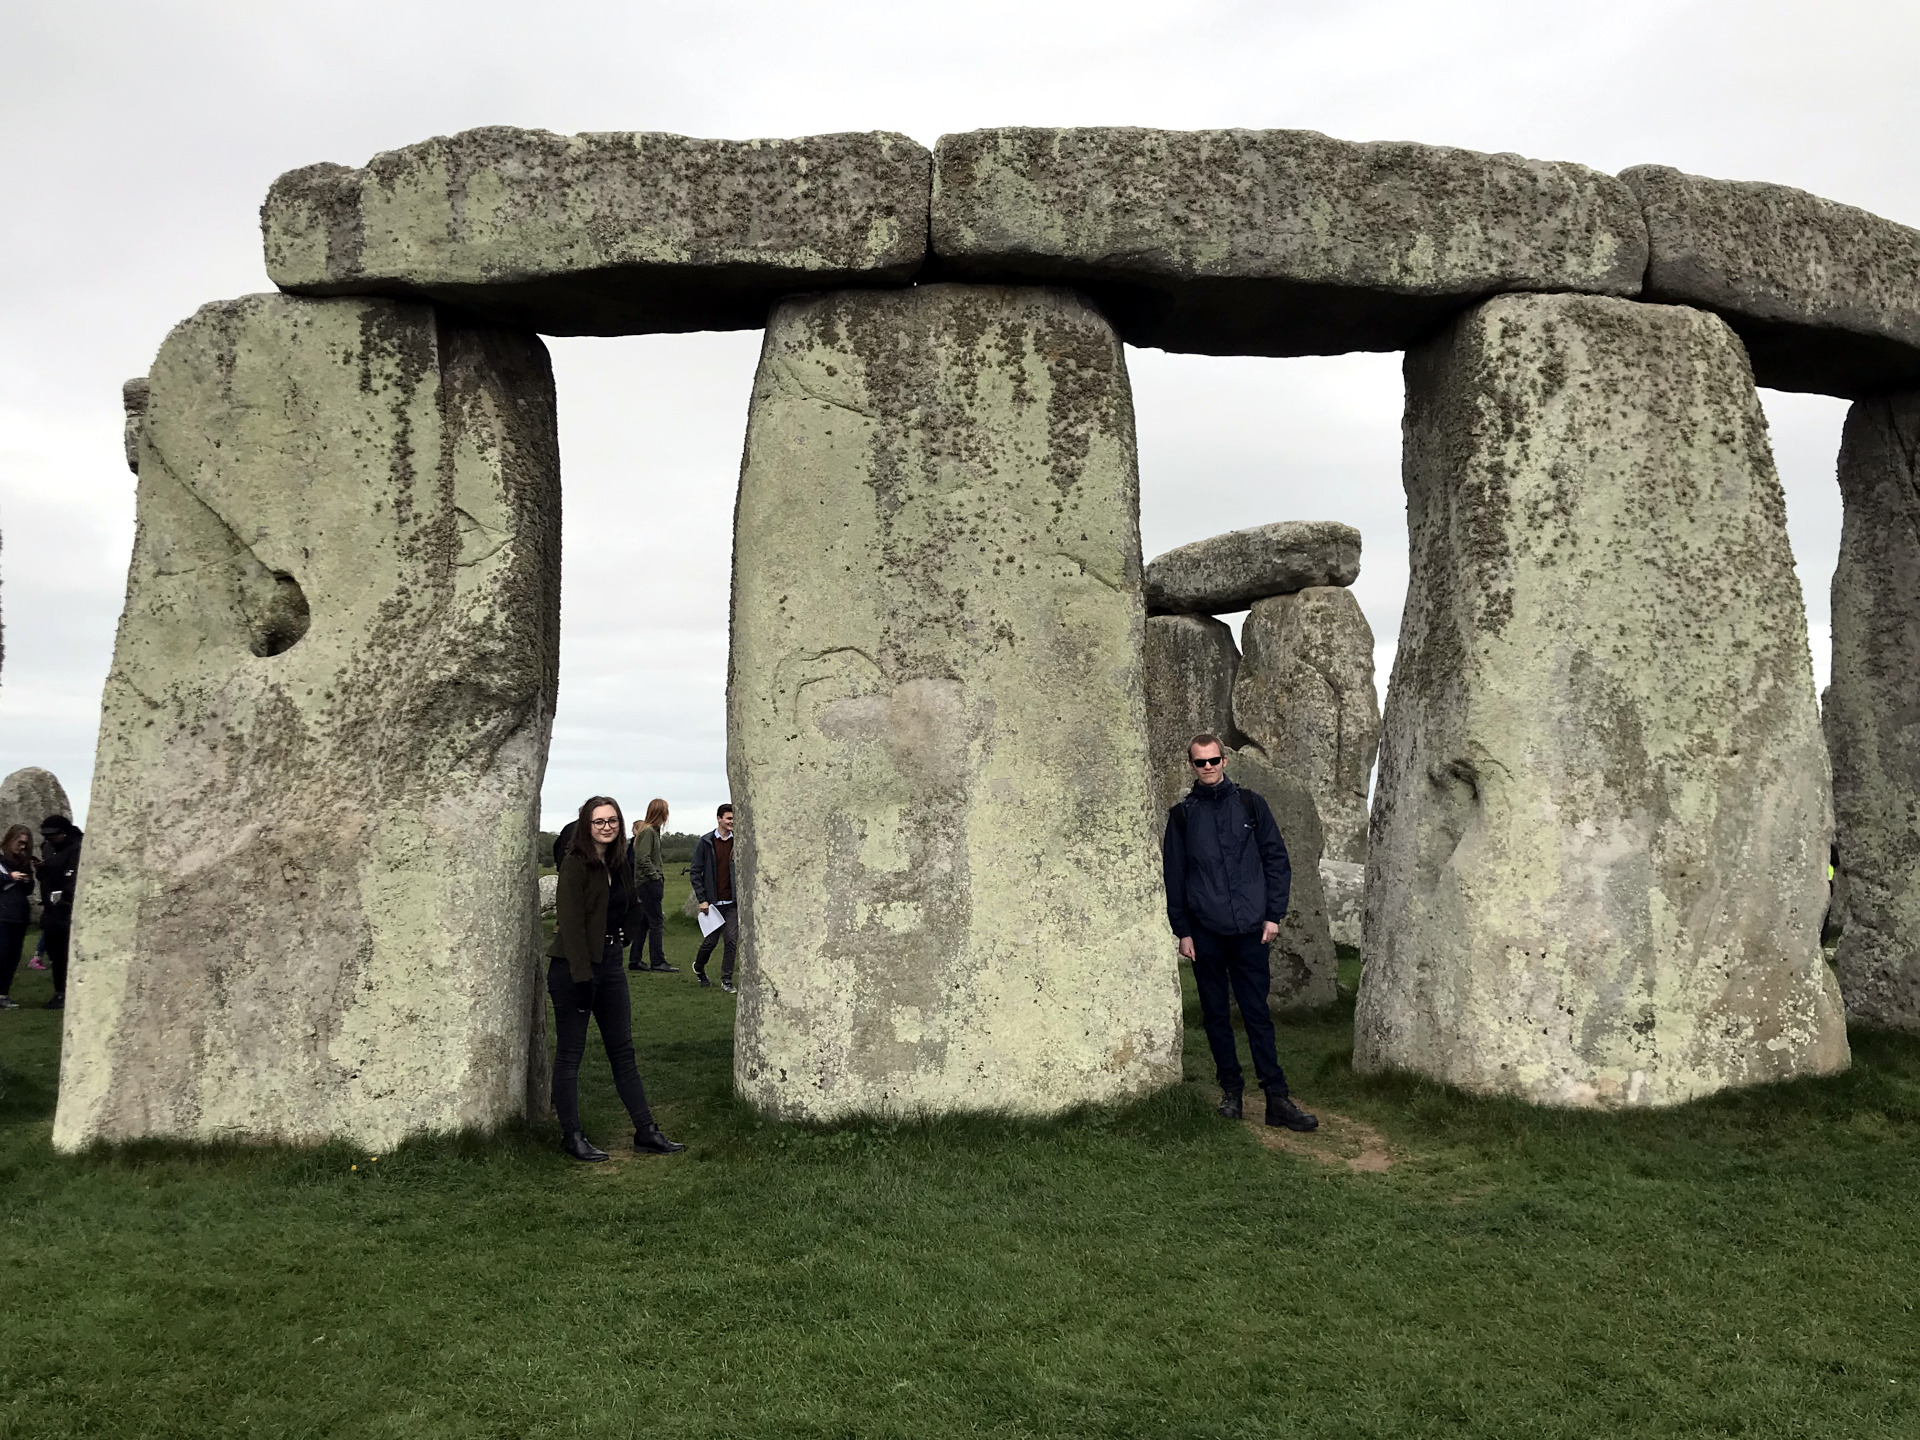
[1186,734,1224,758]
[41,815,72,835]
[718,802,734,818]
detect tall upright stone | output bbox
[1233,585,1380,865]
[0,767,73,840]
[1826,392,1920,1032]
[730,283,1181,1121]
[1142,617,1333,1009]
[1358,292,1847,1107]
[55,293,559,1152]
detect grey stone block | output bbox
[932,127,1647,356]
[1826,391,1920,1031]
[263,127,930,336]
[1622,165,1920,397]
[121,377,148,474]
[1145,520,1359,616]
[1143,614,1243,796]
[1358,292,1847,1108]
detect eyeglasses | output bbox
[1190,755,1224,768]
[589,818,621,829]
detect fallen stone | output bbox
[1357,292,1848,1107]
[54,292,560,1152]
[730,283,1181,1120]
[1233,585,1380,865]
[1143,614,1242,799]
[1320,858,1364,950]
[1145,521,1360,616]
[1621,165,1920,398]
[121,377,148,474]
[264,127,930,336]
[1825,391,1920,1032]
[932,127,1647,356]
[0,767,73,839]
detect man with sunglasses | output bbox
[1162,734,1318,1131]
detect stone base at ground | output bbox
[54,293,559,1152]
[1357,292,1847,1107]
[729,283,1181,1121]
[1233,586,1379,865]
[1826,391,1920,1032]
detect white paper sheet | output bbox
[697,903,727,937]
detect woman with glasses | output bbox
[548,795,686,1162]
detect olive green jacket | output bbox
[548,851,634,982]
[632,824,664,883]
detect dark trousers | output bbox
[40,919,70,997]
[695,903,737,983]
[630,877,666,968]
[0,920,26,996]
[1191,926,1290,1097]
[547,941,656,1136]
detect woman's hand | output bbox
[571,980,594,1014]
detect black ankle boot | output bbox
[1217,1089,1244,1120]
[1265,1094,1319,1131]
[634,1125,686,1155]
[562,1130,609,1162]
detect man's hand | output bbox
[1177,936,1195,961]
[698,901,709,914]
[1260,921,1280,946]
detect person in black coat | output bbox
[0,825,35,1009]
[1162,735,1318,1132]
[547,795,685,1163]
[35,816,81,1011]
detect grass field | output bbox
[1,916,1916,1439]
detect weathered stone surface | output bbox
[1826,392,1920,1031]
[538,871,558,917]
[1622,165,1920,398]
[121,378,148,474]
[1357,292,1848,1107]
[1221,747,1335,1011]
[1320,858,1364,950]
[1144,521,1360,616]
[932,128,1647,356]
[1143,614,1242,792]
[264,128,929,336]
[730,283,1181,1120]
[54,293,559,1152]
[1233,585,1380,865]
[0,767,73,838]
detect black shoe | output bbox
[562,1130,609,1162]
[1216,1089,1244,1120]
[1265,1094,1318,1132]
[634,1126,686,1155]
[627,962,644,972]
[0,996,17,1010]
[721,980,736,994]
[44,994,64,1010]
[697,974,711,988]
[648,962,680,973]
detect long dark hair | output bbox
[569,796,627,872]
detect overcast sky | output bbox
[3,1,1914,830]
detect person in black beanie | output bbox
[36,816,82,1011]
[547,795,685,1163]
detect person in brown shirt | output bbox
[692,803,739,992]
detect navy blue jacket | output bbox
[1162,779,1292,938]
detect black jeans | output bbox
[631,877,666,968]
[40,918,70,997]
[0,920,26,996]
[695,903,737,984]
[1190,926,1289,1097]
[547,940,656,1136]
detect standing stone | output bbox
[1320,859,1364,950]
[1826,392,1920,1031]
[730,283,1181,1121]
[121,378,149,474]
[1142,619,1332,1009]
[1143,614,1242,803]
[0,767,73,838]
[1233,585,1380,865]
[54,293,560,1152]
[1358,292,1847,1108]
[1144,521,1360,616]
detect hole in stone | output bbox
[245,569,310,657]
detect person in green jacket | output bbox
[627,798,676,973]
[548,795,685,1163]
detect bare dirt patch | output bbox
[1243,1094,1396,1173]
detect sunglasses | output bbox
[1190,754,1224,768]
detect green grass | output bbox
[1,916,1916,1439]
